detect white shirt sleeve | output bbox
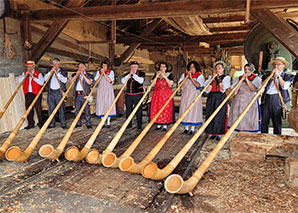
[44,71,51,81]
[196,75,205,87]
[94,71,100,81]
[252,76,262,89]
[33,73,45,86]
[178,74,185,84]
[109,70,115,82]
[57,73,67,83]
[221,76,231,93]
[121,74,130,84]
[204,75,212,87]
[133,74,144,84]
[282,81,291,90]
[18,72,25,83]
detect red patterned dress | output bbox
[150,73,175,125]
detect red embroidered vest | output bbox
[23,70,42,95]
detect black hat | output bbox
[129,61,139,66]
[53,58,60,62]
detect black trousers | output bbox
[261,94,282,134]
[48,89,66,127]
[75,94,91,126]
[125,94,143,128]
[25,93,43,127]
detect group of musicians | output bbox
[19,56,295,138]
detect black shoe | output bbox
[86,125,92,129]
[38,123,44,129]
[48,125,55,129]
[189,130,194,135]
[24,125,34,130]
[183,130,189,134]
[210,135,216,140]
[216,136,221,141]
[75,124,82,128]
[127,125,132,129]
[102,124,105,128]
[137,127,142,131]
[162,128,167,132]
[61,126,67,129]
[155,126,161,130]
[106,125,111,128]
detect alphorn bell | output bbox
[164,71,274,194]
[117,75,217,174]
[141,76,244,179]
[101,74,190,168]
[38,73,101,161]
[0,72,29,119]
[64,77,129,162]
[5,72,79,162]
[85,73,160,164]
[0,71,53,159]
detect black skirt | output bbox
[205,92,228,135]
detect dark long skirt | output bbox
[205,92,228,135]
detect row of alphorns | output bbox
[0,66,275,194]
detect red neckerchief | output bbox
[239,73,256,81]
[100,69,111,74]
[184,72,201,78]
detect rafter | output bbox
[26,0,298,21]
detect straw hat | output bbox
[26,60,35,66]
[269,56,289,67]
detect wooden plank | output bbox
[30,0,86,62]
[202,15,245,23]
[252,8,298,58]
[26,0,298,21]
[20,14,31,62]
[119,18,162,63]
[116,32,248,44]
[209,25,250,32]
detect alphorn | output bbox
[140,76,244,179]
[64,76,129,162]
[5,72,80,162]
[38,73,100,161]
[101,75,190,168]
[85,73,160,164]
[0,72,29,119]
[117,75,217,174]
[0,71,53,159]
[164,71,274,194]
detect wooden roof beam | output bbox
[30,0,86,62]
[252,8,298,58]
[117,32,248,44]
[26,0,298,21]
[209,25,251,32]
[202,15,246,23]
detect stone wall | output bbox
[0,17,23,77]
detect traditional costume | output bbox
[95,69,116,127]
[44,59,68,129]
[18,61,44,129]
[150,72,175,129]
[204,74,231,136]
[228,74,261,132]
[121,62,145,130]
[178,71,204,133]
[73,72,94,128]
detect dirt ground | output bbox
[0,113,297,212]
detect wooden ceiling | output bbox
[10,0,298,66]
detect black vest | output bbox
[262,71,294,104]
[48,68,68,93]
[73,72,94,97]
[124,70,145,95]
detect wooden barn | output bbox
[0,0,298,212]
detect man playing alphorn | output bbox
[18,61,45,129]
